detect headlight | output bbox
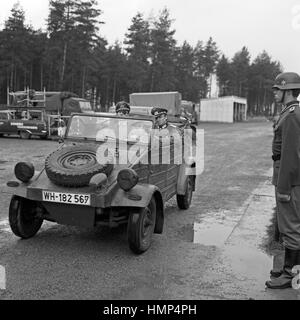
[117,169,139,191]
[14,162,35,183]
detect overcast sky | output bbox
[0,0,300,72]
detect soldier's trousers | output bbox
[276,186,300,250]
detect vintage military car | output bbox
[5,113,196,254]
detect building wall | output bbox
[200,96,247,123]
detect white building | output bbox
[200,96,247,123]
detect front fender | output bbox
[111,183,161,208]
[2,170,43,199]
[3,181,28,198]
[111,184,164,234]
[20,129,32,135]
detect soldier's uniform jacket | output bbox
[272,100,300,195]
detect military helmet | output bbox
[115,101,130,113]
[272,72,300,90]
[151,107,168,117]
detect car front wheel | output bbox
[127,197,156,254]
[9,196,43,239]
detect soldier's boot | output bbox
[270,269,283,278]
[266,248,300,289]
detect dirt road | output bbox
[0,121,294,300]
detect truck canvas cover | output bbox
[129,92,181,116]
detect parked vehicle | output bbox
[5,113,196,254]
[129,91,182,116]
[0,109,48,139]
[0,88,93,139]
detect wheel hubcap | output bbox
[142,208,153,239]
[59,152,96,169]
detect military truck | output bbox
[129,92,182,116]
[0,89,93,139]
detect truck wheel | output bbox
[20,131,31,140]
[9,196,43,239]
[177,176,193,210]
[127,197,156,254]
[45,144,114,187]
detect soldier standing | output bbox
[266,72,300,289]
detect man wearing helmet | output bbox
[115,101,130,116]
[266,72,300,289]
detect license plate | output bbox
[42,191,91,206]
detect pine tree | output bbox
[174,41,198,101]
[248,51,282,115]
[216,54,232,96]
[124,12,151,92]
[231,46,250,97]
[149,8,177,91]
[46,0,103,94]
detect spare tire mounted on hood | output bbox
[45,144,114,187]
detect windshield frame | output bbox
[65,113,155,143]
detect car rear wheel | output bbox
[9,196,43,239]
[20,131,31,140]
[127,197,156,254]
[177,176,193,210]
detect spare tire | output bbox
[45,144,114,187]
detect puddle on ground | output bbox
[193,222,234,246]
[221,245,272,281]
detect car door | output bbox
[0,112,9,133]
[149,134,168,197]
[2,112,18,134]
[165,136,181,200]
[27,111,46,135]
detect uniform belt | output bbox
[272,154,281,161]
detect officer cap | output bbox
[272,72,300,90]
[116,101,130,113]
[151,107,168,117]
